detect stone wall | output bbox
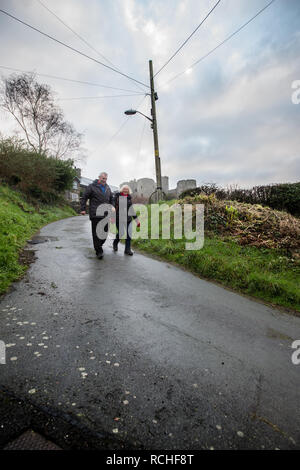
[120,176,197,200]
[161,176,169,195]
[176,179,196,197]
[137,178,156,198]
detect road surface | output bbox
[0,215,299,449]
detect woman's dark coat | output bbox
[113,192,137,223]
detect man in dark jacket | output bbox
[80,172,113,259]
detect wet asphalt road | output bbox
[0,215,300,450]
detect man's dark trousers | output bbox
[91,217,108,253]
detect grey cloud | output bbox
[0,0,299,188]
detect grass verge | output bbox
[131,204,300,313]
[0,184,76,294]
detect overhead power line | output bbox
[0,65,147,94]
[160,0,276,88]
[36,0,116,68]
[0,8,149,89]
[102,119,130,152]
[35,0,146,93]
[58,93,146,101]
[154,0,222,78]
[102,95,147,151]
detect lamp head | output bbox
[124,109,137,115]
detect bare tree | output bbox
[0,73,84,160]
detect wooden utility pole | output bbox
[149,59,162,202]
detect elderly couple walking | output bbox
[80,172,140,259]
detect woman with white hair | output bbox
[112,185,140,255]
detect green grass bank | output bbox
[0,184,76,294]
[131,198,300,313]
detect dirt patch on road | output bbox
[18,249,36,267]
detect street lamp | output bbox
[124,109,153,123]
[124,59,163,202]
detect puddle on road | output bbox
[27,236,59,244]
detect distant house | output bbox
[65,169,118,203]
[65,175,81,202]
[79,175,94,196]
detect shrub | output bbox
[179,182,300,217]
[0,137,77,203]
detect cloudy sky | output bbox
[0,0,299,189]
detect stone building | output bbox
[137,178,156,198]
[120,177,160,199]
[120,176,196,200]
[176,179,197,197]
[161,176,169,195]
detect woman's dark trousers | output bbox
[115,219,131,252]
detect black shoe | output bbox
[124,249,133,256]
[96,248,103,259]
[113,241,118,252]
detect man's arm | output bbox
[80,185,92,214]
[111,191,118,207]
[109,189,116,213]
[109,188,115,206]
